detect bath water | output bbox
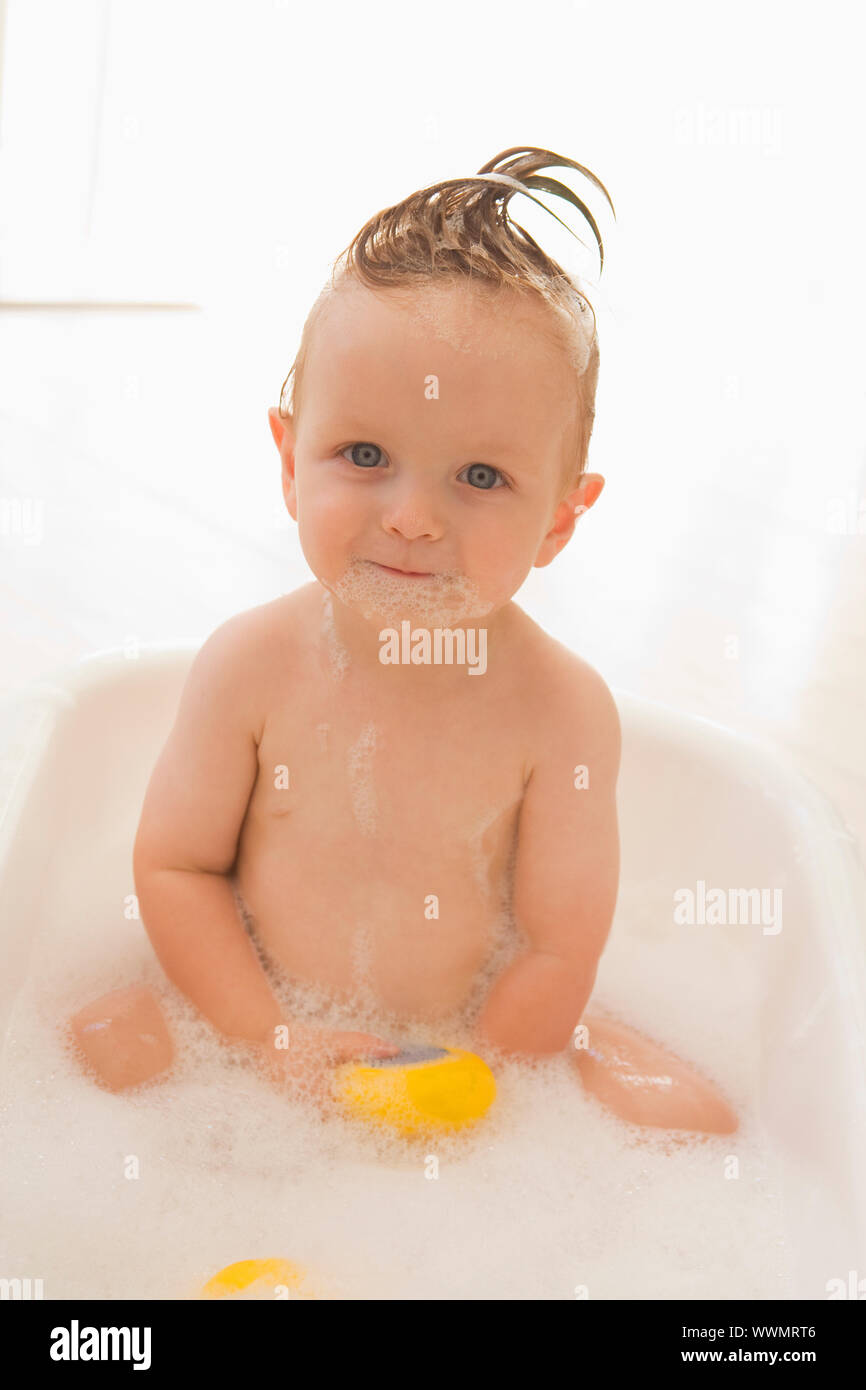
[0,866,794,1300]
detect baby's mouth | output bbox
[371,562,434,579]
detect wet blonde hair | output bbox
[279,145,615,495]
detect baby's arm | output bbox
[132,613,285,1046]
[473,662,621,1057]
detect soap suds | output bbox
[466,799,519,909]
[0,864,797,1300]
[320,591,349,680]
[401,279,596,376]
[346,722,379,837]
[333,558,493,629]
[348,920,378,1012]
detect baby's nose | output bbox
[380,481,443,541]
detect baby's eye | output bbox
[459,463,506,490]
[341,442,385,469]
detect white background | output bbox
[1,0,864,845]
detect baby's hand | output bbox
[253,1023,400,1112]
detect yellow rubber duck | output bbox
[200,1258,314,1300]
[333,1044,496,1136]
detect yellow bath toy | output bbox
[201,1258,313,1300]
[334,1045,496,1135]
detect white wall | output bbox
[1,0,865,840]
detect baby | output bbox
[79,147,736,1135]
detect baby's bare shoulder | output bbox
[216,588,312,657]
[191,586,317,737]
[222,584,316,635]
[512,618,621,759]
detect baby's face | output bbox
[274,280,598,626]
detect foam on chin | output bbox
[332,558,494,628]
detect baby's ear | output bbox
[534,471,606,569]
[270,407,298,522]
[268,406,293,453]
[569,472,605,513]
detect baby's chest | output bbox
[245,705,526,872]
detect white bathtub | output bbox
[1,644,865,1300]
